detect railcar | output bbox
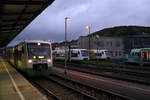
[53,49,89,62]
[7,40,53,77]
[53,49,65,60]
[126,48,150,65]
[89,49,113,60]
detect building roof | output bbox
[0,0,54,47]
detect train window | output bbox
[27,43,51,59]
[78,51,80,55]
[60,54,65,57]
[71,53,78,57]
[131,52,134,56]
[98,53,102,56]
[81,50,88,56]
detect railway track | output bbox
[31,74,129,100]
[88,61,150,72]
[54,61,150,85]
[31,77,98,100]
[30,78,61,100]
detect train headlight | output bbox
[47,59,51,62]
[28,59,32,63]
[33,56,36,59]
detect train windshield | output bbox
[105,51,113,56]
[81,50,88,56]
[27,43,51,59]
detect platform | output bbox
[0,57,47,100]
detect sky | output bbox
[9,0,150,46]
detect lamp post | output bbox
[64,17,71,74]
[85,25,91,59]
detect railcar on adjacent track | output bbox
[126,48,150,65]
[89,49,113,60]
[53,49,89,62]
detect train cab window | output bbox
[27,43,51,59]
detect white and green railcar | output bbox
[53,49,89,62]
[8,40,53,76]
[126,48,150,65]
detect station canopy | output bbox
[0,0,54,47]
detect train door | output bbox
[70,50,78,61]
[148,51,150,61]
[141,51,148,61]
[14,46,18,66]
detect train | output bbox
[126,48,150,65]
[53,49,89,62]
[6,40,53,77]
[89,49,113,60]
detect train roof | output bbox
[90,49,110,53]
[18,40,51,45]
[70,49,87,51]
[131,48,150,52]
[53,49,88,53]
[54,49,88,51]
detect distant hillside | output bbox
[92,26,150,36]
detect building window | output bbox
[97,41,104,47]
[110,42,112,46]
[116,41,120,47]
[106,41,112,47]
[115,51,118,56]
[119,51,122,56]
[106,42,109,46]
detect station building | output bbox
[77,35,150,58]
[52,34,150,59]
[77,35,124,58]
[123,35,150,54]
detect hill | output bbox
[92,26,150,36]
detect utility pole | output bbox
[64,17,71,74]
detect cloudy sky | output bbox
[9,0,150,45]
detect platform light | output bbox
[85,25,90,30]
[47,59,52,62]
[85,25,91,60]
[64,17,71,74]
[33,56,36,59]
[38,42,41,46]
[28,59,32,63]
